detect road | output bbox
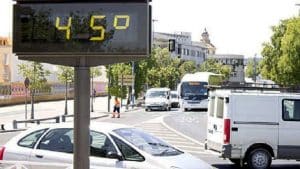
[1,103,300,169]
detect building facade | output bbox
[0,37,13,83]
[153,29,216,65]
[209,54,245,83]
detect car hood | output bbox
[145,97,167,103]
[155,152,212,169]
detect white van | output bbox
[144,88,171,111]
[205,88,300,169]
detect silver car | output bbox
[1,122,212,169]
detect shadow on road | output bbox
[212,164,300,169]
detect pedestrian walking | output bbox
[112,97,121,118]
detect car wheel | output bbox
[145,108,148,112]
[168,107,171,111]
[247,148,272,169]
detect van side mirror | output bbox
[106,151,123,161]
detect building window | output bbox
[191,50,195,56]
[186,49,189,55]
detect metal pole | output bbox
[108,65,111,113]
[31,64,36,119]
[25,88,27,127]
[64,74,68,115]
[91,72,94,112]
[254,54,257,83]
[74,62,90,169]
[131,61,135,108]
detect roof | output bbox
[181,72,216,82]
[146,87,170,92]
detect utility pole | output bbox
[108,65,111,113]
[131,61,135,108]
[253,54,257,83]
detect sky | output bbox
[0,0,299,58]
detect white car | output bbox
[0,122,212,169]
[145,88,172,111]
[170,91,180,108]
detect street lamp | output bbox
[24,77,30,126]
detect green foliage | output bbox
[107,47,197,98]
[18,61,50,92]
[199,59,232,79]
[57,66,74,83]
[90,67,102,78]
[245,58,260,79]
[260,17,300,86]
[107,63,131,98]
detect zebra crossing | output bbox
[134,122,211,156]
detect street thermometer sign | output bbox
[13,0,151,66]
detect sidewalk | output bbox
[0,96,140,131]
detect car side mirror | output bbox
[167,96,170,99]
[106,151,123,161]
[143,96,145,100]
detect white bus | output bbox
[178,72,224,111]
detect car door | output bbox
[89,130,125,168]
[29,128,73,164]
[278,98,300,159]
[110,135,151,169]
[4,128,48,162]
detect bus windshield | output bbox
[181,82,208,96]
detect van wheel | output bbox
[247,148,271,169]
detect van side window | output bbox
[216,97,224,118]
[209,97,215,117]
[283,99,300,121]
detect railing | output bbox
[12,116,60,129]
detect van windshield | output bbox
[146,91,167,98]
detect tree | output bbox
[199,59,232,79]
[57,66,74,115]
[107,63,131,98]
[90,67,102,112]
[18,62,50,119]
[245,58,260,80]
[260,17,300,86]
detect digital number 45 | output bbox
[55,15,130,40]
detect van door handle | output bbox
[35,154,43,158]
[232,127,238,132]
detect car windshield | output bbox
[114,128,183,156]
[146,91,167,98]
[181,82,208,96]
[171,93,178,98]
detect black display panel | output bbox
[13,3,149,56]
